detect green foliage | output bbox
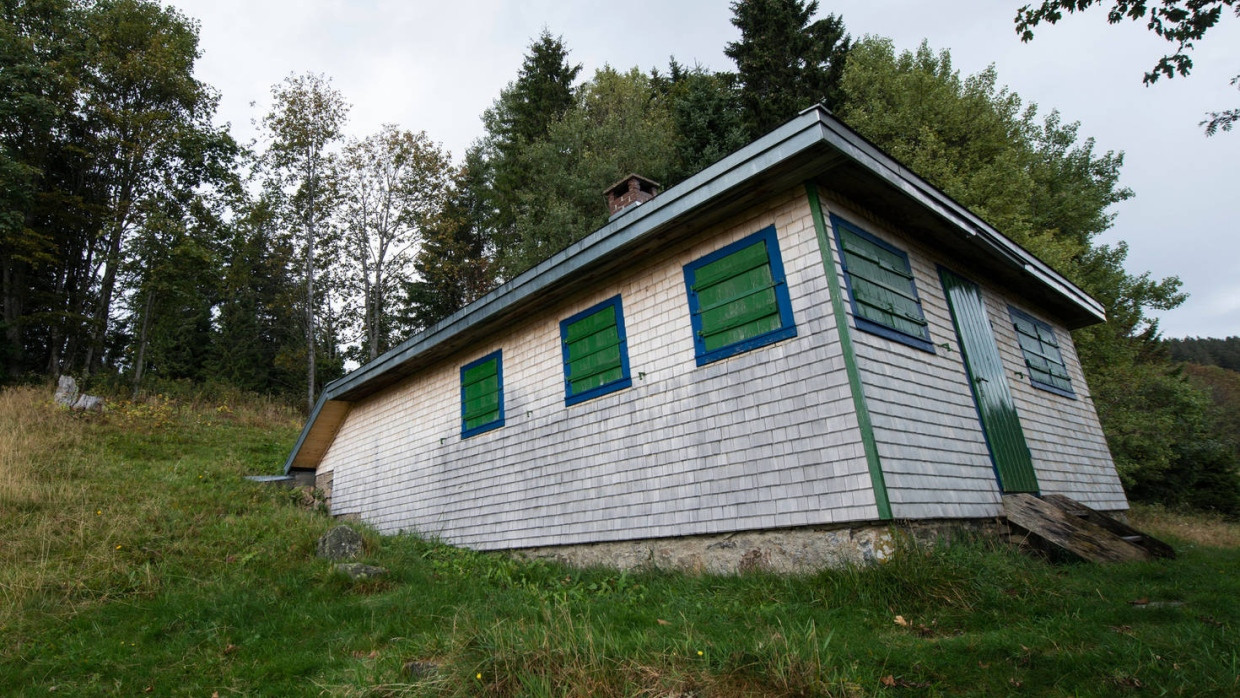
[402,152,496,333]
[653,61,751,183]
[478,31,582,258]
[1167,336,1240,372]
[0,0,237,385]
[725,0,851,136]
[500,67,679,276]
[1015,0,1240,134]
[210,195,303,395]
[1090,361,1239,514]
[1184,362,1240,449]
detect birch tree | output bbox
[338,126,451,361]
[261,73,348,410]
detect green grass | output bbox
[2,386,1238,696]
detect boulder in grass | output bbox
[53,375,104,411]
[53,375,78,407]
[317,525,364,560]
[333,563,387,580]
[403,660,440,678]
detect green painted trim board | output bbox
[804,184,893,520]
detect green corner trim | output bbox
[804,183,893,520]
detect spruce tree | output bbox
[478,31,581,265]
[725,0,851,136]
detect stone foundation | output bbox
[512,518,1008,575]
[316,470,333,509]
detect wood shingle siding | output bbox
[988,300,1126,510]
[294,108,1128,557]
[818,192,1125,517]
[821,199,1001,519]
[318,192,876,549]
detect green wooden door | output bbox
[939,267,1039,493]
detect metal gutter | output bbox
[807,112,1107,323]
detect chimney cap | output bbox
[603,173,661,197]
[604,174,661,217]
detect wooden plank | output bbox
[1041,494,1175,559]
[291,400,351,470]
[1003,493,1151,564]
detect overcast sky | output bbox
[168,0,1238,339]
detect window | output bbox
[1008,307,1075,397]
[561,296,632,405]
[682,225,797,366]
[460,350,504,438]
[830,215,933,352]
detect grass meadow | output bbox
[1,385,1237,696]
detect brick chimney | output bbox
[604,174,660,218]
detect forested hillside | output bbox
[1,0,1235,513]
[1166,336,1240,372]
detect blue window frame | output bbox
[460,350,504,438]
[1008,307,1075,398]
[682,225,797,366]
[560,296,632,405]
[830,214,934,353]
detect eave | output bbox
[284,106,1105,475]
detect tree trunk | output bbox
[305,165,317,413]
[84,183,134,376]
[130,290,154,399]
[2,256,23,379]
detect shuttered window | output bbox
[683,225,796,366]
[1008,307,1075,397]
[460,350,504,438]
[561,296,632,405]
[830,215,933,352]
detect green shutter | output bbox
[839,228,929,340]
[564,305,624,395]
[1011,310,1073,394]
[692,239,782,352]
[462,357,500,430]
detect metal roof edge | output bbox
[812,117,1106,323]
[283,105,1106,474]
[282,392,328,474]
[282,108,833,473]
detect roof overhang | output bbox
[283,105,1106,474]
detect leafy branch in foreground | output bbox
[1014,0,1240,134]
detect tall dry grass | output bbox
[0,385,96,625]
[0,385,79,503]
[1,384,304,629]
[1128,502,1240,548]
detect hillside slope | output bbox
[2,386,1238,696]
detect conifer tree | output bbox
[652,61,750,184]
[502,67,678,275]
[725,0,851,136]
[477,31,581,264]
